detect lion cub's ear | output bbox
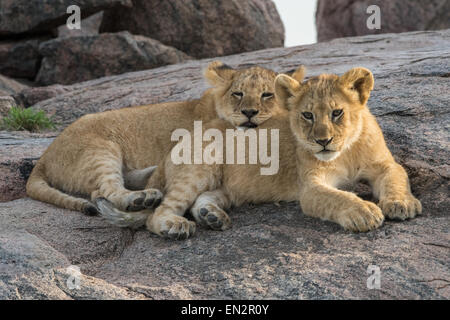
[275,74,301,110]
[289,65,306,83]
[338,67,374,105]
[204,61,236,87]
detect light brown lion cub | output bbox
[26,62,288,216]
[274,67,422,230]
[101,67,421,239]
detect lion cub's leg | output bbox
[146,166,220,239]
[87,150,162,212]
[371,163,422,220]
[191,189,232,231]
[299,176,384,232]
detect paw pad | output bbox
[194,206,230,231]
[125,189,163,211]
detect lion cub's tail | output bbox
[95,198,150,229]
[26,162,98,215]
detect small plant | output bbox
[1,106,56,132]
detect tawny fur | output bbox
[26,61,288,216]
[126,67,421,239]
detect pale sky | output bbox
[272,0,318,47]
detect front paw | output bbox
[146,212,196,240]
[338,200,384,232]
[379,194,422,220]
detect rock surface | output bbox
[0,197,448,299]
[0,131,55,202]
[0,38,48,79]
[316,0,450,42]
[1,29,449,299]
[100,0,285,58]
[0,96,16,120]
[15,85,70,108]
[0,75,28,97]
[0,0,131,36]
[25,30,450,128]
[36,31,192,85]
[0,205,145,299]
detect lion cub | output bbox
[101,67,422,239]
[26,62,287,215]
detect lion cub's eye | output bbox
[261,92,274,99]
[302,112,314,120]
[232,92,243,98]
[332,109,343,119]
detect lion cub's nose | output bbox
[241,109,259,119]
[316,137,333,147]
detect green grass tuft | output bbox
[1,106,56,132]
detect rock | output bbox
[316,0,450,42]
[0,197,448,299]
[0,131,55,202]
[0,96,16,119]
[0,211,145,299]
[57,12,103,38]
[0,38,47,79]
[35,31,192,85]
[1,29,449,299]
[26,29,450,129]
[0,75,27,96]
[15,85,70,108]
[0,0,132,36]
[99,0,285,58]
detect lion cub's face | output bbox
[205,62,300,128]
[275,67,375,161]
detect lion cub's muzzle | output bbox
[311,136,341,161]
[315,137,333,148]
[240,109,259,128]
